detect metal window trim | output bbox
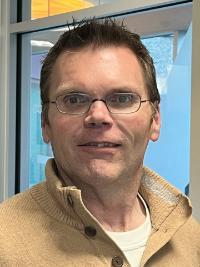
[10,0,192,34]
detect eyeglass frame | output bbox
[47,92,154,115]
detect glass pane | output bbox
[23,20,191,192]
[143,27,192,194]
[30,53,53,188]
[31,0,115,19]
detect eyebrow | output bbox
[52,87,84,99]
[108,87,141,94]
[53,86,142,98]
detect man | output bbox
[0,19,199,267]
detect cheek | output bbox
[49,115,80,147]
[49,121,78,164]
[117,115,151,144]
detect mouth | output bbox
[78,142,121,148]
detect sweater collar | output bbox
[139,166,192,230]
[42,158,192,232]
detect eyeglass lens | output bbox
[55,92,142,114]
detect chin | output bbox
[83,160,123,183]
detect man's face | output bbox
[42,46,160,188]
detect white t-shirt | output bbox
[106,194,151,267]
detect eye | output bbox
[62,94,88,105]
[108,93,139,106]
[117,94,132,103]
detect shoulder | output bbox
[0,182,49,250]
[0,188,33,213]
[0,182,46,223]
[172,215,200,256]
[0,183,46,265]
[180,216,200,238]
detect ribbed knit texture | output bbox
[0,159,200,266]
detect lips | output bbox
[78,142,121,148]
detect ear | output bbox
[149,109,161,142]
[41,112,51,144]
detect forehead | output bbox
[50,46,146,96]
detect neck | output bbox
[56,161,146,232]
[81,173,146,232]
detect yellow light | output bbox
[32,0,94,19]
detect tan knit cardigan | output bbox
[0,159,200,266]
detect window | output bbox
[8,1,191,194]
[143,30,192,193]
[25,14,191,192]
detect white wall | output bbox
[0,0,11,202]
[0,0,16,202]
[190,0,200,222]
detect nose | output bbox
[84,100,114,128]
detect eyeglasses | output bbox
[48,92,151,115]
